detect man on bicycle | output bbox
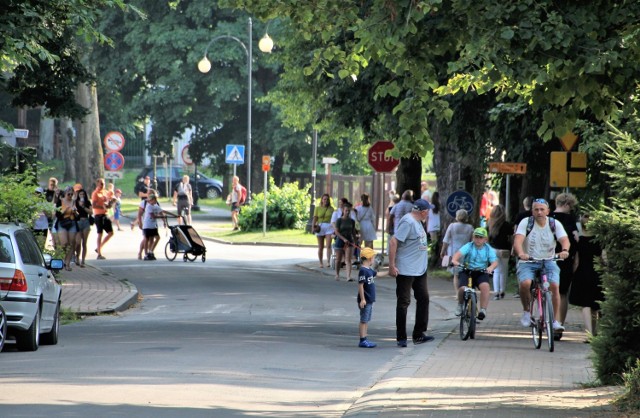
[451,227,498,320]
[513,198,570,331]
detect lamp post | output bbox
[198,18,273,203]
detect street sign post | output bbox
[104,151,125,171]
[368,141,400,173]
[445,190,474,218]
[488,162,527,174]
[104,131,125,152]
[182,145,193,165]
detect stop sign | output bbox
[368,141,400,172]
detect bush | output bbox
[590,126,640,386]
[238,179,311,230]
[0,169,54,225]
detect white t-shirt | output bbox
[515,216,567,259]
[142,201,163,229]
[427,211,440,233]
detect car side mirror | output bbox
[49,259,64,271]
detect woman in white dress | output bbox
[356,193,377,250]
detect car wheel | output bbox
[206,188,221,199]
[0,305,7,352]
[17,304,40,351]
[41,301,60,346]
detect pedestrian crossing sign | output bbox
[225,144,245,164]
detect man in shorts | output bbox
[512,198,571,331]
[91,178,114,259]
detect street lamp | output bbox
[197,18,274,203]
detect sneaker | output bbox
[413,334,435,344]
[478,308,487,320]
[97,255,106,260]
[553,321,565,331]
[454,304,463,316]
[397,339,407,347]
[359,339,377,348]
[149,253,156,260]
[144,254,152,261]
[520,311,531,327]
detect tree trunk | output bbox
[432,119,487,231]
[396,154,422,200]
[39,108,55,161]
[75,82,102,190]
[59,118,76,182]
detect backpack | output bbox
[238,185,247,205]
[525,216,556,236]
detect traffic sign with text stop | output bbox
[368,141,400,172]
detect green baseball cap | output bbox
[473,227,488,237]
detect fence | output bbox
[281,172,397,231]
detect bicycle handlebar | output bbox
[448,264,493,274]
[521,256,563,262]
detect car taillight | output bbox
[0,269,27,292]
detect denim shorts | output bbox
[359,302,373,323]
[516,260,560,284]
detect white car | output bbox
[0,222,63,351]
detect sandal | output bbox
[65,266,72,272]
[335,276,340,281]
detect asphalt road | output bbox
[0,239,451,417]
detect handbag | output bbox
[59,218,75,230]
[441,255,451,268]
[88,215,95,226]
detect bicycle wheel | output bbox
[469,294,477,339]
[530,289,542,349]
[543,293,555,352]
[164,241,177,261]
[459,294,475,341]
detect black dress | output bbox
[569,236,604,310]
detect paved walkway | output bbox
[55,205,623,416]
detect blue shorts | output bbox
[516,260,560,284]
[359,302,373,323]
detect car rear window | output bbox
[0,233,15,263]
[15,230,44,267]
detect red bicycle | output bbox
[523,257,560,352]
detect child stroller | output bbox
[164,218,207,262]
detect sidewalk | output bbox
[55,206,622,415]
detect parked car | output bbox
[135,166,224,199]
[0,222,63,351]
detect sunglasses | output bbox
[533,198,548,205]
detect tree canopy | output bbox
[225,0,640,155]
[0,0,130,119]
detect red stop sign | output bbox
[368,141,400,172]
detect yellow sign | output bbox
[559,132,579,152]
[489,162,527,174]
[550,151,587,188]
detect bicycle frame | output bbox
[523,258,558,352]
[458,267,482,341]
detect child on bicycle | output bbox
[357,247,377,348]
[451,227,498,320]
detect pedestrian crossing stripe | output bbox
[225,144,245,164]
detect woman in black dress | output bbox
[570,213,604,340]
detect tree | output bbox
[225,0,640,196]
[590,122,640,385]
[0,0,128,119]
[91,1,321,191]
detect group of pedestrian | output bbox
[311,193,379,280]
[39,177,123,269]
